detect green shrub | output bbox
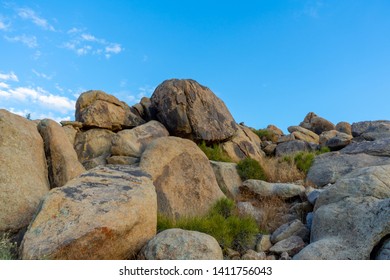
[0,233,17,260]
[156,198,259,252]
[282,147,330,175]
[236,158,267,181]
[252,129,278,142]
[198,141,232,162]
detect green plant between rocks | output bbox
[157,198,259,253]
[198,141,232,162]
[0,233,17,260]
[252,129,278,142]
[236,157,267,181]
[283,147,331,175]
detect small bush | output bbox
[157,198,259,252]
[198,141,231,162]
[0,233,17,260]
[236,158,267,181]
[252,129,278,142]
[282,147,331,175]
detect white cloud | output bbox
[32,69,53,80]
[17,8,55,31]
[0,82,10,88]
[0,71,19,82]
[0,19,9,30]
[4,34,38,48]
[64,30,122,58]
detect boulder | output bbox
[335,122,352,135]
[262,143,277,156]
[295,165,390,259]
[277,134,295,144]
[319,130,353,150]
[267,124,284,137]
[20,165,157,260]
[241,250,266,260]
[38,119,85,189]
[288,126,319,144]
[275,140,318,157]
[75,90,144,130]
[62,125,78,146]
[240,180,305,200]
[352,120,390,140]
[106,156,139,165]
[139,136,225,219]
[269,236,305,256]
[222,125,265,163]
[210,161,242,199]
[300,112,335,135]
[74,128,115,169]
[150,79,238,142]
[256,234,273,252]
[111,120,169,158]
[138,228,223,260]
[236,201,263,224]
[0,110,50,232]
[374,238,390,260]
[306,152,390,187]
[270,219,309,244]
[340,138,390,157]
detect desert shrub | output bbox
[157,198,259,252]
[282,147,331,175]
[198,141,231,162]
[236,158,267,181]
[262,156,305,183]
[252,129,278,142]
[0,233,17,260]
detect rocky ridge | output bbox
[0,78,389,260]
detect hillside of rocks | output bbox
[0,78,389,260]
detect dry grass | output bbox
[261,156,306,184]
[237,188,290,234]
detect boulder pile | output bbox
[0,78,389,260]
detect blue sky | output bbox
[1,1,390,132]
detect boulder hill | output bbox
[0,78,389,260]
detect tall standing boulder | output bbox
[20,165,157,260]
[0,110,50,232]
[38,119,85,189]
[75,90,145,130]
[300,112,335,135]
[140,136,225,219]
[150,79,238,142]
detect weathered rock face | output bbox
[288,126,319,144]
[74,128,115,169]
[20,165,157,260]
[340,138,390,157]
[295,165,390,260]
[138,228,223,260]
[150,79,238,142]
[111,120,169,158]
[75,90,145,130]
[210,161,242,199]
[38,119,85,189]
[300,112,335,135]
[275,140,317,157]
[240,180,305,200]
[269,236,305,256]
[222,125,265,163]
[352,120,390,140]
[271,219,309,244]
[319,130,353,151]
[0,110,50,232]
[306,152,390,187]
[336,122,352,135]
[140,136,225,219]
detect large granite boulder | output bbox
[300,112,335,135]
[140,136,225,219]
[295,165,390,259]
[222,125,265,163]
[75,90,145,130]
[306,152,390,187]
[150,79,238,142]
[288,126,319,144]
[20,165,157,260]
[138,228,223,260]
[340,138,390,157]
[0,110,50,232]
[111,120,169,158]
[352,120,390,140]
[74,128,115,169]
[38,119,85,189]
[275,140,317,157]
[319,130,352,151]
[210,161,242,199]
